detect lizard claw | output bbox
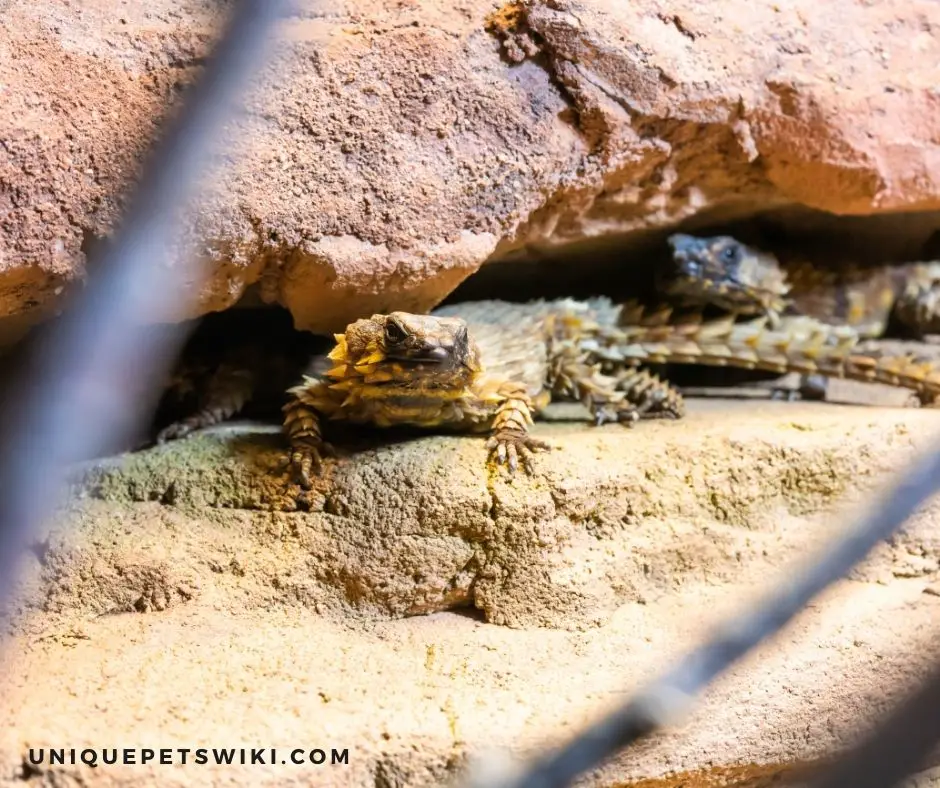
[592,404,639,427]
[288,441,336,489]
[155,406,233,445]
[769,387,801,402]
[769,375,827,403]
[155,420,197,444]
[486,430,552,474]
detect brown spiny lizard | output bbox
[662,233,940,399]
[664,233,940,338]
[153,308,325,444]
[281,298,940,485]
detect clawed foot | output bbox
[486,429,552,474]
[155,419,200,444]
[592,398,682,426]
[770,373,828,403]
[286,441,336,489]
[156,407,231,445]
[592,404,639,427]
[769,387,802,402]
[636,403,685,420]
[769,386,826,403]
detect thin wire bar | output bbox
[466,435,940,788]
[808,657,940,788]
[0,0,289,614]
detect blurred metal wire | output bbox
[809,657,940,788]
[465,436,940,788]
[0,0,289,614]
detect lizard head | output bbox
[664,234,790,316]
[326,312,482,391]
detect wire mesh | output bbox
[462,435,940,788]
[1,4,940,788]
[0,0,290,613]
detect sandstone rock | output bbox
[4,400,940,785]
[24,400,940,627]
[3,0,940,338]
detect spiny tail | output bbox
[570,304,940,404]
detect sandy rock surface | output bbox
[3,399,940,786]
[3,0,940,338]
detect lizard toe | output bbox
[769,387,800,402]
[592,403,638,427]
[487,430,551,474]
[289,445,330,489]
[155,422,194,444]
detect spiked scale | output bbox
[278,296,940,488]
[564,304,940,404]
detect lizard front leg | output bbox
[551,353,642,426]
[485,380,551,473]
[282,377,337,488]
[766,373,829,402]
[547,307,663,425]
[156,362,255,443]
[612,367,686,419]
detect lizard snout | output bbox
[667,234,709,275]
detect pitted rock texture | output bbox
[3,0,940,338]
[30,400,940,628]
[4,400,940,786]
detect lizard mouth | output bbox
[665,261,745,300]
[666,236,755,308]
[667,273,766,313]
[669,241,737,287]
[670,249,703,279]
[385,347,451,365]
[381,324,472,370]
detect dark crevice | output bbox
[35,202,940,470]
[442,606,488,623]
[444,204,940,306]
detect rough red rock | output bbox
[2,0,939,337]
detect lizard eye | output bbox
[720,245,740,265]
[384,319,407,344]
